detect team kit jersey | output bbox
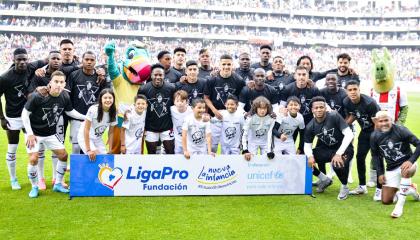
[77,104,117,153]
[204,74,245,112]
[242,115,275,154]
[273,112,305,155]
[343,94,380,132]
[239,85,278,112]
[122,106,147,154]
[182,114,211,154]
[220,110,245,154]
[281,84,321,124]
[170,106,193,154]
[175,80,206,105]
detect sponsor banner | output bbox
[70,154,312,197]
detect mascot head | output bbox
[122,40,151,85]
[371,48,395,93]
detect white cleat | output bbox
[373,188,382,202]
[366,181,376,188]
[337,185,350,200]
[391,204,404,218]
[349,185,368,195]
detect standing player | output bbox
[157,50,182,83]
[173,47,186,75]
[197,48,213,81]
[320,73,348,119]
[235,52,254,83]
[336,53,359,88]
[220,96,244,154]
[60,39,79,67]
[138,64,176,154]
[21,71,85,197]
[265,55,292,96]
[204,54,245,152]
[250,45,272,71]
[273,96,305,155]
[182,99,212,158]
[242,96,275,160]
[343,80,381,200]
[304,96,354,199]
[120,95,147,154]
[175,60,206,105]
[239,68,278,112]
[371,111,419,218]
[171,90,192,154]
[0,48,42,190]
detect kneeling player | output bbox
[371,111,419,218]
[304,96,354,200]
[182,99,212,159]
[21,71,85,198]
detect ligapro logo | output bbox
[197,165,237,188]
[98,163,123,190]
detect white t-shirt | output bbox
[276,112,305,143]
[170,106,193,145]
[78,104,117,140]
[220,110,244,148]
[242,114,275,149]
[122,106,146,153]
[182,114,211,153]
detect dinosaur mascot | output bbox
[368,47,409,187]
[104,41,151,153]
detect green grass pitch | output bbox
[0,94,419,240]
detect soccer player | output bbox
[320,73,347,119]
[295,55,335,83]
[304,96,354,200]
[28,51,63,93]
[0,48,42,190]
[239,68,278,112]
[138,64,176,154]
[336,53,359,88]
[77,88,117,160]
[173,47,186,75]
[120,94,147,154]
[220,96,244,154]
[250,45,272,71]
[175,60,206,105]
[204,54,245,152]
[370,111,419,218]
[157,50,182,83]
[60,39,80,67]
[197,48,213,81]
[273,96,305,155]
[182,98,212,159]
[242,96,275,160]
[235,52,254,82]
[171,90,192,154]
[68,51,108,155]
[21,71,85,198]
[265,55,292,96]
[343,80,381,200]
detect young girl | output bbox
[273,96,305,155]
[78,88,117,161]
[182,98,212,159]
[220,95,244,154]
[171,90,192,154]
[242,96,275,161]
[120,94,147,154]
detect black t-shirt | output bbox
[0,62,41,118]
[250,62,272,72]
[343,94,380,132]
[235,68,254,83]
[173,67,185,76]
[265,72,293,98]
[282,83,321,124]
[198,67,212,81]
[28,65,79,93]
[371,124,420,175]
[204,73,245,112]
[138,82,175,132]
[320,87,348,119]
[337,72,360,88]
[25,91,73,136]
[175,79,206,105]
[239,85,278,112]
[304,111,350,150]
[165,67,183,83]
[67,69,108,115]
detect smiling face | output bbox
[325,74,338,91]
[345,83,360,102]
[135,98,147,114]
[287,100,301,115]
[151,68,165,88]
[375,114,392,132]
[219,59,233,77]
[337,58,350,74]
[294,68,308,88]
[101,92,114,110]
[311,101,326,120]
[193,102,206,118]
[225,99,238,113]
[256,106,268,117]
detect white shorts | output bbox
[78,136,107,154]
[25,134,65,154]
[144,130,174,142]
[5,116,24,131]
[273,139,296,155]
[221,145,240,155]
[70,119,82,144]
[249,144,268,155]
[384,163,418,188]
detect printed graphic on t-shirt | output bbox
[329,99,342,112]
[215,84,235,105]
[191,128,205,144]
[224,126,237,140]
[14,85,25,98]
[299,94,311,115]
[94,125,107,138]
[135,128,144,140]
[42,104,63,127]
[316,127,337,146]
[77,82,99,105]
[379,141,405,161]
[255,128,267,138]
[148,93,170,118]
[353,110,371,129]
